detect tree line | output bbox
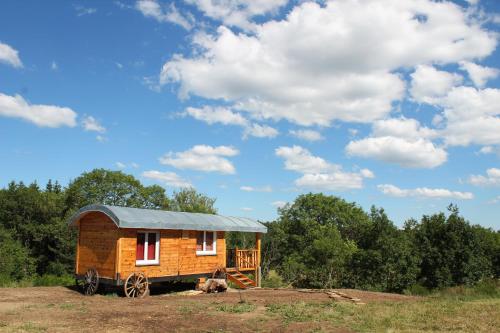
[0,168,498,293]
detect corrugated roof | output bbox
[68,204,267,233]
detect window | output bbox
[136,231,159,265]
[196,231,217,255]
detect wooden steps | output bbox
[226,268,256,289]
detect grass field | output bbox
[0,282,498,332]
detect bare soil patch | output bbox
[0,286,419,333]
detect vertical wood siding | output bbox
[77,212,118,278]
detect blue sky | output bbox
[1,0,499,229]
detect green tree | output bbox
[169,188,217,214]
[65,169,169,211]
[0,226,35,283]
[273,193,364,288]
[348,207,420,292]
[408,205,493,289]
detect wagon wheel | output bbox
[212,266,227,279]
[124,272,149,298]
[82,268,99,296]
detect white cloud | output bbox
[488,196,500,204]
[360,169,375,179]
[459,61,500,88]
[276,145,373,191]
[378,184,473,200]
[275,145,334,174]
[116,162,126,169]
[135,0,192,30]
[51,61,58,71]
[0,93,77,128]
[82,116,106,133]
[372,117,438,140]
[185,106,247,126]
[410,65,462,104]
[74,5,97,16]
[440,86,500,146]
[241,207,253,211]
[116,62,124,69]
[184,0,287,30]
[161,0,496,127]
[184,105,278,139]
[346,117,446,168]
[243,123,278,139]
[96,135,107,142]
[271,200,287,208]
[240,185,272,192]
[468,168,500,187]
[0,42,22,68]
[142,170,192,188]
[347,136,447,169]
[289,129,324,142]
[159,144,239,174]
[477,146,500,156]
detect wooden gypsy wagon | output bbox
[68,204,267,297]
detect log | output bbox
[200,278,228,293]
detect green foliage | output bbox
[261,270,287,288]
[33,274,74,287]
[65,168,170,210]
[0,226,35,283]
[0,169,498,295]
[169,187,217,214]
[407,206,495,289]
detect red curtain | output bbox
[147,233,156,260]
[205,232,214,251]
[196,231,204,251]
[136,233,145,260]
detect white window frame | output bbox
[196,231,217,256]
[136,231,160,266]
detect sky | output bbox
[1,0,499,229]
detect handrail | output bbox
[227,248,258,270]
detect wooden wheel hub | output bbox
[124,272,149,298]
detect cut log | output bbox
[200,278,228,293]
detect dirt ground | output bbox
[0,285,416,333]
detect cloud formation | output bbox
[142,170,192,188]
[346,118,446,168]
[0,42,22,68]
[0,93,77,128]
[159,145,239,174]
[378,184,473,200]
[82,116,106,133]
[468,168,500,187]
[276,145,373,191]
[136,0,192,29]
[161,0,495,127]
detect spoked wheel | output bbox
[83,268,99,296]
[124,272,149,298]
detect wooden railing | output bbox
[226,248,258,271]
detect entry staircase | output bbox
[226,268,256,289]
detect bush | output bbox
[262,270,287,288]
[33,274,74,287]
[404,283,431,296]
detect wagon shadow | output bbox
[65,280,198,297]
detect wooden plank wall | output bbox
[77,212,118,278]
[118,230,226,279]
[178,231,225,275]
[119,229,180,279]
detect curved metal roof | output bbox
[68,204,267,233]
